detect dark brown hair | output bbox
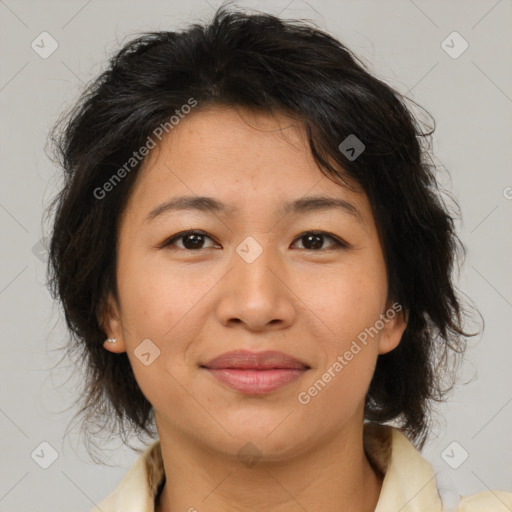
[46,5,478,453]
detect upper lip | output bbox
[202,350,310,370]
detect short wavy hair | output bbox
[46,5,477,453]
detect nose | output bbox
[215,239,296,332]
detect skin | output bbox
[102,106,407,512]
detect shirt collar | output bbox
[98,423,442,512]
[364,423,443,511]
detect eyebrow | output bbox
[144,195,365,224]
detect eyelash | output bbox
[160,230,349,252]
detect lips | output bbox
[202,350,310,370]
[201,350,310,394]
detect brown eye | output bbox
[161,230,347,252]
[292,231,347,251]
[163,231,218,250]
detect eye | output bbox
[161,230,219,251]
[291,231,348,251]
[160,230,348,252]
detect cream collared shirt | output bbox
[92,423,512,511]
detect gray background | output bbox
[1,0,511,510]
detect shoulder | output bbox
[457,490,512,511]
[90,439,163,512]
[364,423,512,512]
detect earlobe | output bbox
[98,293,127,353]
[103,337,127,353]
[377,305,408,355]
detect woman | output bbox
[46,6,511,512]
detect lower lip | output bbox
[204,368,307,394]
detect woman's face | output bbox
[103,106,406,459]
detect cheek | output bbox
[297,272,383,421]
[306,255,387,343]
[116,245,200,334]
[116,251,216,384]
[301,253,387,415]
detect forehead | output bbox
[140,106,319,182]
[122,106,370,225]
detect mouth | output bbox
[201,350,310,394]
[202,368,308,394]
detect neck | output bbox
[155,419,383,512]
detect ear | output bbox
[98,292,127,354]
[377,301,408,355]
